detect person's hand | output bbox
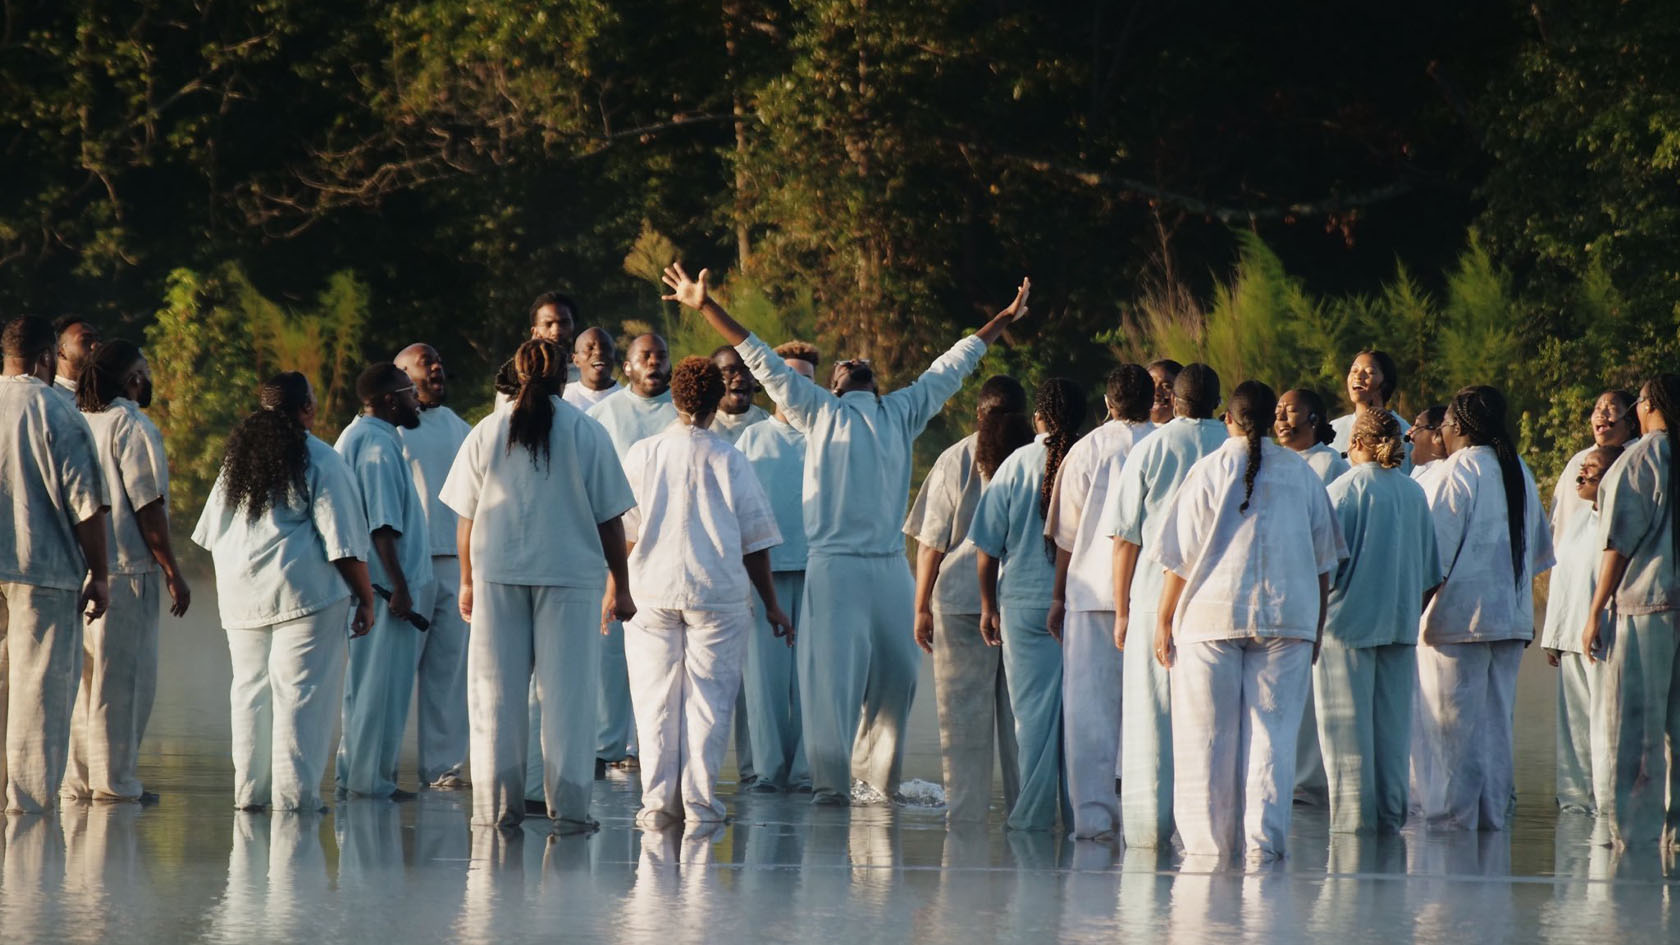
[980,608,1002,647]
[458,582,474,623]
[766,607,795,647]
[914,608,936,654]
[1153,616,1174,668]
[1312,636,1322,666]
[81,574,109,623]
[164,571,191,617]
[999,277,1031,323]
[387,584,414,621]
[602,583,636,633]
[1582,619,1605,663]
[350,595,375,638]
[1112,611,1129,651]
[1047,599,1065,643]
[660,262,710,311]
[1545,649,1561,668]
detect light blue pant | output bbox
[1313,640,1415,833]
[1555,650,1605,814]
[743,571,807,790]
[1001,603,1066,832]
[596,618,636,762]
[336,585,430,797]
[1121,607,1174,847]
[1063,609,1121,838]
[798,553,918,802]
[932,610,1018,824]
[1295,675,1327,804]
[416,556,470,786]
[1600,611,1680,846]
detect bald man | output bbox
[563,328,622,412]
[394,343,474,788]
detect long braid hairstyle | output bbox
[1351,408,1405,469]
[1642,374,1680,563]
[1036,378,1088,558]
[1228,381,1278,513]
[508,339,563,468]
[974,375,1033,481]
[1448,385,1528,587]
[222,372,312,522]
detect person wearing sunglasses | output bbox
[1407,406,1448,480]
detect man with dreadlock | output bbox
[192,372,376,811]
[971,377,1086,832]
[1152,381,1346,861]
[1099,362,1226,848]
[1584,374,1680,847]
[441,339,635,829]
[1414,385,1553,831]
[0,315,110,812]
[62,340,190,804]
[1045,363,1155,840]
[662,260,1027,805]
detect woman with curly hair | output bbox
[618,356,791,826]
[1316,409,1442,833]
[192,372,376,812]
[440,340,636,830]
[1152,380,1346,860]
[971,377,1086,831]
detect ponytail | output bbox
[508,339,562,469]
[975,375,1032,480]
[1035,378,1088,559]
[1228,380,1279,513]
[1448,385,1527,587]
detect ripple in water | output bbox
[851,778,947,807]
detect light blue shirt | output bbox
[1300,442,1350,485]
[397,405,472,557]
[1098,416,1229,615]
[735,332,988,557]
[1324,463,1442,648]
[192,434,369,630]
[737,417,808,572]
[337,416,435,598]
[903,433,984,615]
[712,404,770,445]
[968,437,1057,608]
[587,387,677,458]
[0,376,107,589]
[1332,410,1413,474]
[1599,434,1676,615]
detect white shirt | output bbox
[1332,409,1413,473]
[903,433,984,615]
[736,332,988,557]
[337,416,435,598]
[192,434,369,629]
[562,381,621,413]
[1410,459,1440,482]
[1418,445,1554,644]
[53,375,77,399]
[440,396,634,588]
[397,405,473,557]
[711,404,770,445]
[1156,438,1347,643]
[84,398,169,575]
[586,388,677,458]
[1046,419,1154,612]
[1598,434,1677,615]
[0,375,107,589]
[736,418,808,572]
[622,424,781,611]
[1299,442,1350,485]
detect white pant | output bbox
[625,607,751,824]
[743,571,807,790]
[1600,611,1680,846]
[336,584,431,797]
[931,610,1018,824]
[226,598,351,811]
[1063,609,1121,838]
[1412,638,1523,830]
[1,582,83,812]
[468,581,602,828]
[1171,636,1312,860]
[64,572,160,801]
[416,556,470,785]
[1121,607,1175,847]
[1555,649,1605,814]
[799,553,919,802]
[1313,640,1415,833]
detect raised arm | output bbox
[974,278,1031,346]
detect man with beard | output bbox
[53,316,100,402]
[529,291,581,386]
[62,340,188,803]
[563,327,622,411]
[394,343,474,789]
[587,333,676,768]
[1146,359,1181,426]
[334,362,434,799]
[710,346,770,444]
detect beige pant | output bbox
[64,572,161,800]
[1,582,83,812]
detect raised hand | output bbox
[1000,277,1031,323]
[660,262,711,311]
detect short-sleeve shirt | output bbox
[397,405,473,557]
[1332,409,1413,473]
[562,381,621,413]
[587,388,677,458]
[736,418,808,572]
[1324,463,1442,647]
[1300,443,1350,485]
[902,434,984,615]
[711,404,770,445]
[0,376,108,589]
[1542,504,1607,652]
[969,437,1056,608]
[1046,419,1154,613]
[337,415,435,597]
[1598,434,1676,615]
[84,398,170,575]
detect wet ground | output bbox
[1,591,1674,944]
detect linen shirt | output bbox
[903,434,984,615]
[337,415,435,597]
[711,404,770,445]
[736,417,808,572]
[192,434,369,629]
[1410,459,1440,482]
[84,398,169,575]
[397,405,473,557]
[440,395,634,588]
[1597,434,1676,615]
[1156,438,1346,643]
[735,332,988,558]
[1418,446,1555,644]
[969,437,1058,608]
[562,381,621,413]
[1300,443,1350,485]
[586,387,677,458]
[1541,503,1606,651]
[1046,419,1154,612]
[1324,463,1442,648]
[622,424,781,611]
[1098,417,1229,615]
[0,375,107,589]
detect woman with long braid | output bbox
[1584,374,1680,847]
[971,377,1087,831]
[192,372,375,811]
[1414,385,1553,830]
[1152,381,1345,860]
[440,339,636,829]
[904,375,1033,825]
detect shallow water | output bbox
[2,589,1675,944]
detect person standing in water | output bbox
[710,346,771,444]
[1331,350,1413,472]
[563,328,623,412]
[1408,406,1448,480]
